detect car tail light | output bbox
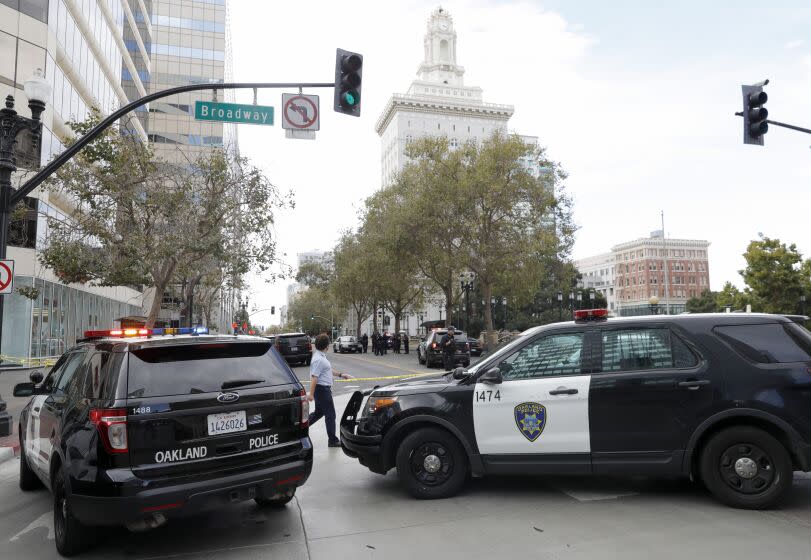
[90,408,128,454]
[431,342,437,349]
[299,388,309,427]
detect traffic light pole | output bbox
[735,112,811,136]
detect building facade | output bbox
[576,231,711,317]
[0,0,237,360]
[1,0,148,361]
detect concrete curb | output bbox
[0,444,19,465]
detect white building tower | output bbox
[376,7,514,186]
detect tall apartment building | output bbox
[146,0,236,161]
[144,0,238,330]
[0,0,238,359]
[0,0,147,360]
[576,231,711,317]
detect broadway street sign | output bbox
[194,101,274,125]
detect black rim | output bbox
[54,476,66,544]
[409,441,453,487]
[718,443,776,495]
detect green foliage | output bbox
[686,289,720,313]
[739,235,806,314]
[39,112,290,327]
[286,287,337,335]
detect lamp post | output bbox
[801,294,806,316]
[0,69,50,357]
[648,296,660,315]
[568,290,575,315]
[502,297,507,329]
[589,289,595,308]
[576,291,583,310]
[557,290,563,321]
[459,271,475,332]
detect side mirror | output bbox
[452,367,470,380]
[14,382,36,397]
[479,367,503,385]
[29,369,44,384]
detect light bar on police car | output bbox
[84,328,151,338]
[573,308,609,322]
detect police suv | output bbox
[14,327,312,556]
[341,310,811,509]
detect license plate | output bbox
[290,346,298,352]
[207,410,247,436]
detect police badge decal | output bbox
[514,402,547,442]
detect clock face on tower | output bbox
[439,22,449,31]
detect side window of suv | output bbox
[54,351,88,395]
[602,329,675,372]
[714,323,811,363]
[82,351,122,400]
[40,353,70,393]
[499,333,584,380]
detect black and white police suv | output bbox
[13,327,312,556]
[341,310,811,509]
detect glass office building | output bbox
[0,0,149,360]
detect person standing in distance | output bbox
[440,326,457,371]
[308,334,352,447]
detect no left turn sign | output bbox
[281,94,320,131]
[0,260,14,295]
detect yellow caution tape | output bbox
[336,372,437,382]
[0,355,58,368]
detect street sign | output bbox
[0,260,14,295]
[282,94,320,131]
[194,101,274,126]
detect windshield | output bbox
[466,329,536,374]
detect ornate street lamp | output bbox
[648,296,660,315]
[801,294,807,316]
[576,291,582,310]
[557,290,563,321]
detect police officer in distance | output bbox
[439,326,457,371]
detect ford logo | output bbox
[217,392,240,403]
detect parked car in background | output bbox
[468,337,482,357]
[333,336,361,353]
[418,329,471,368]
[275,332,313,366]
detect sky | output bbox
[228,0,811,329]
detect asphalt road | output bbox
[288,348,451,396]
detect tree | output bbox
[717,281,752,312]
[331,232,373,336]
[739,235,805,314]
[361,190,425,335]
[686,289,720,313]
[286,287,336,335]
[40,113,290,327]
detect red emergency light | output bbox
[84,328,152,338]
[573,309,609,322]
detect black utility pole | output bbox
[0,95,45,354]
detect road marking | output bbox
[10,512,53,542]
[343,385,360,389]
[337,372,436,382]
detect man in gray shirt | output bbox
[308,334,352,447]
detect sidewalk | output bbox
[0,433,19,465]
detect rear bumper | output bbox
[281,353,311,362]
[428,352,469,363]
[71,441,313,526]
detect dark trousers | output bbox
[362,344,367,353]
[309,384,338,443]
[443,353,455,371]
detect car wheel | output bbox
[53,469,93,556]
[395,427,467,499]
[19,434,43,491]
[699,426,792,509]
[255,488,296,508]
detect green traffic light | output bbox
[342,90,358,107]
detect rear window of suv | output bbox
[126,342,296,398]
[278,335,309,346]
[714,323,811,364]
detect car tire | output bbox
[53,468,93,556]
[19,435,43,491]
[395,427,468,500]
[417,350,424,365]
[255,488,296,508]
[699,426,793,510]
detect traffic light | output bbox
[742,80,769,145]
[271,306,275,315]
[334,48,363,116]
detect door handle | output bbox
[678,380,710,390]
[549,388,578,396]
